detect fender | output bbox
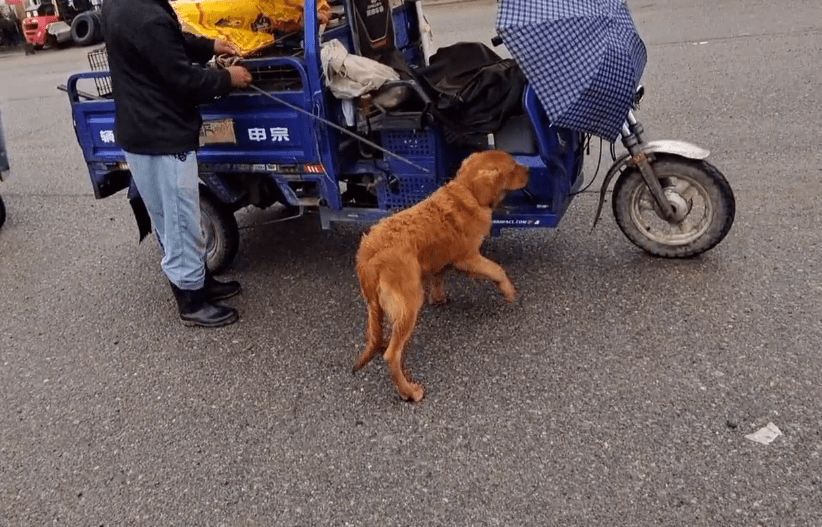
[591,140,710,230]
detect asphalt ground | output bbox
[1,0,821,525]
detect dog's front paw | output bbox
[426,276,448,305]
[427,292,450,305]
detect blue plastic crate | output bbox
[377,128,441,209]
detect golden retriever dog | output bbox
[352,150,529,402]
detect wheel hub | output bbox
[662,188,690,223]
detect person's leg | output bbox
[124,152,167,252]
[124,151,237,327]
[124,151,205,288]
[162,152,206,288]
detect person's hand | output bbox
[214,38,241,57]
[227,65,253,88]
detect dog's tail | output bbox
[356,254,380,303]
[353,254,387,372]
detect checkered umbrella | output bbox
[496,0,647,142]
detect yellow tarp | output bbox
[172,0,331,56]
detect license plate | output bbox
[200,118,237,146]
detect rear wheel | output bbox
[0,194,6,230]
[199,187,239,274]
[612,155,735,258]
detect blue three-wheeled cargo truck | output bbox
[65,0,735,272]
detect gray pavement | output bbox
[1,0,822,525]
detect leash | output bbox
[246,84,430,173]
[217,55,430,173]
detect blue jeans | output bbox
[124,151,205,290]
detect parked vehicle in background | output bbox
[0,1,24,48]
[0,105,8,230]
[22,0,102,49]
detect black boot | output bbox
[170,283,239,327]
[204,270,242,301]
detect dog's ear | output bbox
[503,162,523,189]
[470,167,505,207]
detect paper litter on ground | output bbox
[744,422,782,445]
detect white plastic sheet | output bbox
[320,39,399,99]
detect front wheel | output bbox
[200,187,239,274]
[612,155,735,258]
[0,194,5,230]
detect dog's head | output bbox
[454,150,530,208]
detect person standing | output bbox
[102,0,253,327]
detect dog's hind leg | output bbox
[353,300,385,372]
[381,271,425,402]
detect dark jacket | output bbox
[102,0,232,154]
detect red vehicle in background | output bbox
[22,0,102,49]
